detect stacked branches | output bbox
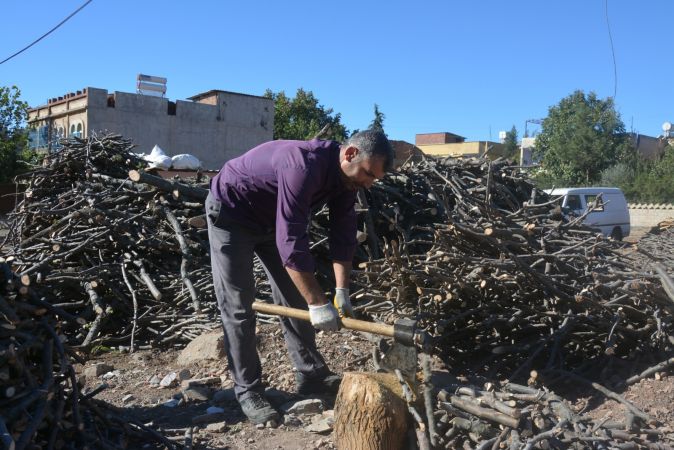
[426,378,674,449]
[315,156,674,382]
[0,261,178,449]
[2,134,217,351]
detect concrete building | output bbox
[415,132,507,159]
[629,132,668,161]
[27,87,274,170]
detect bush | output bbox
[598,145,674,203]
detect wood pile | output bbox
[0,261,178,449]
[428,376,673,450]
[315,155,674,449]
[1,134,217,352]
[637,226,674,271]
[315,156,674,383]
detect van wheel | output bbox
[610,227,623,241]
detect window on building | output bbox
[70,123,83,138]
[28,126,50,150]
[52,126,65,150]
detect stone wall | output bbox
[628,203,674,228]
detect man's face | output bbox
[340,146,386,191]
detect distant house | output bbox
[390,140,424,168]
[415,132,507,159]
[27,87,274,170]
[629,132,668,161]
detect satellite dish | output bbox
[663,122,672,132]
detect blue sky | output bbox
[2,1,671,143]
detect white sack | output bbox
[171,154,202,170]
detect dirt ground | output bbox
[79,319,674,450]
[79,325,375,450]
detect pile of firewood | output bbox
[0,260,178,449]
[2,134,217,352]
[427,377,674,449]
[328,155,674,385]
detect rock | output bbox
[160,372,178,388]
[102,370,121,380]
[206,406,225,415]
[255,423,265,430]
[163,399,179,408]
[213,388,236,403]
[149,375,161,386]
[205,421,227,433]
[122,394,135,403]
[183,385,211,402]
[178,369,192,381]
[177,331,226,366]
[281,398,324,415]
[181,376,221,389]
[84,363,113,378]
[305,418,333,434]
[283,413,303,427]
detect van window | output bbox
[585,195,604,212]
[566,195,582,210]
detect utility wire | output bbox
[604,0,618,99]
[0,0,93,66]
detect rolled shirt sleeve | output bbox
[328,193,358,262]
[275,167,316,272]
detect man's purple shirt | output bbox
[210,139,358,273]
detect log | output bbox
[334,372,409,450]
[128,170,207,201]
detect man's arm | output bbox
[285,268,328,306]
[333,260,351,289]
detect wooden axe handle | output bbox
[252,302,395,339]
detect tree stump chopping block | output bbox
[334,372,409,450]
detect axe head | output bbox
[372,318,419,380]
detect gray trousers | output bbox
[206,193,329,400]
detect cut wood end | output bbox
[128,170,141,182]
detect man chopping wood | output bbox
[205,130,394,424]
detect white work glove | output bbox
[333,288,354,318]
[308,303,340,331]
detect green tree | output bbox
[623,144,674,203]
[533,90,633,186]
[503,125,519,160]
[263,88,348,141]
[0,86,29,183]
[369,103,386,134]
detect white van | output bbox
[544,187,630,240]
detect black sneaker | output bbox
[296,372,342,396]
[238,392,279,424]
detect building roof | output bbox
[187,89,270,102]
[28,88,88,111]
[416,132,466,140]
